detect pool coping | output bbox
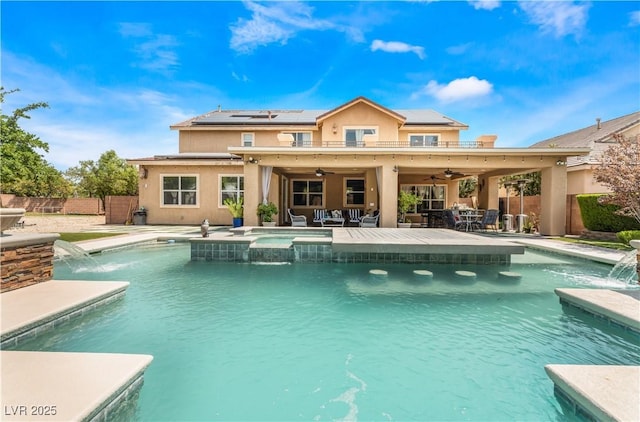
[1,280,129,348]
[554,288,640,334]
[0,350,153,422]
[545,364,640,422]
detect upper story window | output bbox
[409,134,439,147]
[220,175,244,206]
[344,178,365,206]
[241,133,254,147]
[284,132,312,147]
[292,180,324,207]
[345,127,377,147]
[162,175,198,206]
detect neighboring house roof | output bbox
[173,96,467,129]
[528,111,640,148]
[528,111,640,167]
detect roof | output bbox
[176,96,467,128]
[529,111,640,148]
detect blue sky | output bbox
[2,1,639,170]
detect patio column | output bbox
[243,162,260,226]
[379,164,398,228]
[478,175,500,210]
[540,165,567,236]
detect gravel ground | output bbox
[8,215,107,233]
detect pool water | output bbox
[13,244,640,421]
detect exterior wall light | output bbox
[556,159,567,166]
[247,157,259,164]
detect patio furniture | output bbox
[359,213,379,228]
[443,209,466,230]
[459,209,483,232]
[472,209,499,232]
[287,209,307,227]
[321,210,345,227]
[347,209,362,226]
[313,209,328,226]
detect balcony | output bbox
[274,139,494,149]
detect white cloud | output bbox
[370,39,425,59]
[630,10,640,27]
[1,51,193,169]
[519,1,589,37]
[229,1,362,53]
[468,1,501,11]
[119,23,180,74]
[422,76,493,103]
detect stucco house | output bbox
[529,111,640,195]
[129,96,588,235]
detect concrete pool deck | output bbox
[2,226,638,421]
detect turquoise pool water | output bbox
[13,244,640,421]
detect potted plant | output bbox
[257,202,278,227]
[398,191,422,228]
[223,196,244,227]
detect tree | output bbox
[594,133,640,224]
[65,150,138,209]
[500,172,541,196]
[0,87,72,197]
[458,177,477,198]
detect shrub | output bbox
[577,194,640,232]
[617,230,640,245]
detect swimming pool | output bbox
[10,243,640,421]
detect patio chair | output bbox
[443,209,465,230]
[472,209,499,232]
[287,209,307,227]
[347,209,362,226]
[313,209,328,226]
[359,213,379,228]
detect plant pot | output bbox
[262,221,277,227]
[232,217,244,228]
[398,222,412,228]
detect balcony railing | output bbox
[276,140,491,148]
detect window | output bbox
[284,132,312,147]
[162,175,198,206]
[241,133,254,147]
[292,180,324,207]
[401,184,446,213]
[344,178,365,206]
[220,175,244,206]
[345,128,377,147]
[409,134,439,147]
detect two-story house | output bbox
[129,96,588,235]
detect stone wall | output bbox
[1,234,59,293]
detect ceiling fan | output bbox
[443,168,466,179]
[314,168,335,177]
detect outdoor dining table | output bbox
[459,210,483,231]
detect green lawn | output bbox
[554,237,632,251]
[58,232,125,243]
